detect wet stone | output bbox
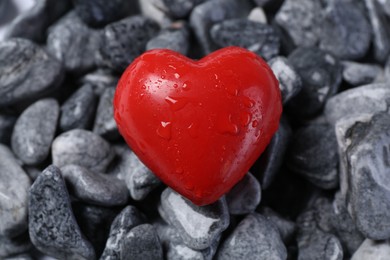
[93,87,119,140]
[336,112,390,240]
[138,0,172,28]
[121,224,163,260]
[225,172,261,215]
[99,15,159,73]
[259,207,296,244]
[325,83,390,126]
[162,0,206,18]
[342,61,383,86]
[351,239,390,260]
[287,47,342,118]
[287,122,339,189]
[0,38,64,107]
[0,145,31,237]
[72,0,134,27]
[5,0,71,42]
[365,0,390,63]
[159,188,229,250]
[216,213,287,260]
[269,56,302,105]
[52,129,114,173]
[47,12,100,74]
[189,0,251,54]
[28,165,95,260]
[248,7,267,24]
[79,69,118,96]
[0,114,16,144]
[11,98,59,165]
[146,21,190,55]
[101,205,146,259]
[61,165,128,206]
[319,0,371,60]
[0,233,31,259]
[60,84,97,132]
[210,18,279,60]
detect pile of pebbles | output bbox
[1,0,390,259]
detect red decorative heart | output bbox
[114,46,282,205]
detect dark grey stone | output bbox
[60,84,97,132]
[5,0,71,42]
[189,0,251,54]
[325,83,390,126]
[226,172,261,215]
[287,122,339,189]
[269,56,302,104]
[0,38,64,107]
[319,0,371,60]
[93,87,119,140]
[11,98,59,165]
[275,0,323,48]
[296,210,343,260]
[351,239,390,260]
[101,205,146,259]
[72,0,134,27]
[52,129,114,173]
[28,165,95,260]
[47,12,100,74]
[79,69,118,96]
[121,224,163,260]
[216,213,287,260]
[162,0,205,18]
[252,117,291,189]
[210,18,279,60]
[99,15,159,73]
[0,233,31,259]
[253,0,272,7]
[336,112,390,240]
[0,114,16,144]
[146,21,190,55]
[0,145,31,237]
[365,0,390,63]
[159,188,229,250]
[260,207,296,244]
[342,61,383,86]
[61,165,128,206]
[287,47,342,118]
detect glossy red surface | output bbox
[114,46,282,205]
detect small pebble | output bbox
[93,87,119,140]
[248,7,267,24]
[138,0,172,28]
[11,98,59,165]
[159,188,229,250]
[79,69,119,96]
[351,239,390,260]
[28,165,95,260]
[162,0,205,18]
[52,129,114,172]
[260,207,296,244]
[342,61,383,86]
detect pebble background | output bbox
[0,0,390,259]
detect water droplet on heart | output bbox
[141,85,146,89]
[173,83,178,88]
[217,114,239,135]
[182,82,190,90]
[240,112,251,126]
[175,167,183,174]
[165,96,188,111]
[174,73,180,79]
[226,86,239,96]
[187,123,199,138]
[252,120,258,127]
[161,75,165,79]
[185,181,194,191]
[156,121,172,140]
[242,97,254,108]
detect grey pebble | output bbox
[4,253,33,260]
[0,38,64,107]
[260,207,296,244]
[99,15,159,72]
[0,233,31,259]
[61,165,128,206]
[342,61,383,86]
[52,129,114,173]
[72,0,134,27]
[0,114,16,144]
[159,188,229,250]
[93,87,120,140]
[60,84,98,132]
[121,224,163,260]
[11,98,59,165]
[216,213,287,260]
[365,0,390,63]
[287,47,342,118]
[79,69,119,96]
[162,0,205,18]
[189,0,251,54]
[146,21,190,55]
[248,7,267,24]
[225,172,261,215]
[5,0,71,42]
[351,239,390,260]
[0,145,31,237]
[101,205,146,259]
[47,12,100,74]
[28,165,95,260]
[269,56,302,104]
[287,122,339,189]
[138,0,173,28]
[211,18,279,61]
[336,112,390,240]
[319,0,371,60]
